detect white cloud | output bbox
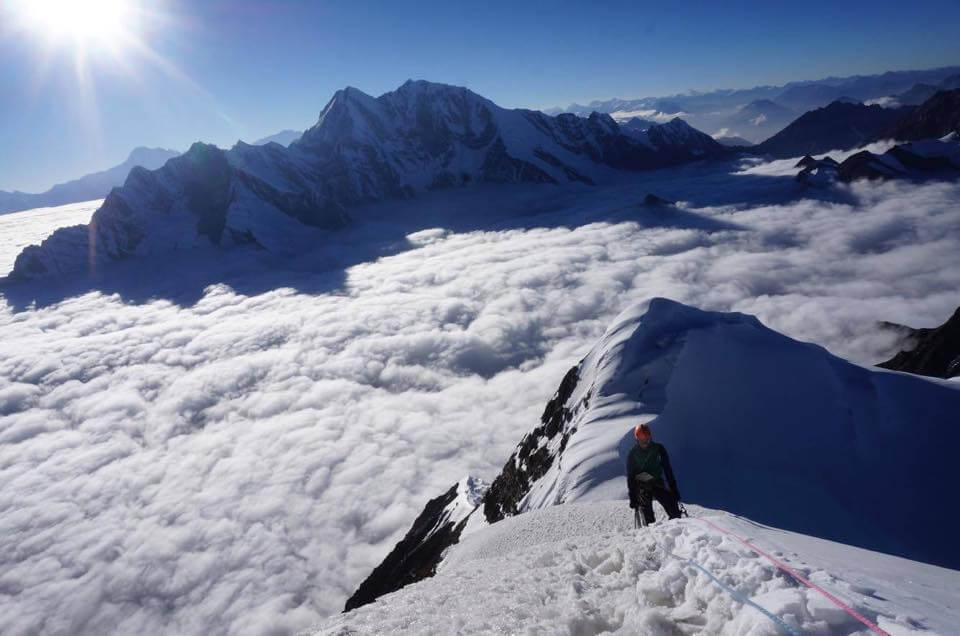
[1,158,959,634]
[865,96,901,108]
[0,199,99,273]
[712,128,737,139]
[608,109,687,123]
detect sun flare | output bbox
[17,0,133,46]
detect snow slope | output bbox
[485,299,960,570]
[313,501,960,635]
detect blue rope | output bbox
[664,550,804,636]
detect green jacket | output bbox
[626,441,680,503]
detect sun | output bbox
[16,0,134,47]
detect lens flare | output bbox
[18,0,132,45]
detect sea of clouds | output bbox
[0,199,100,273]
[1,156,959,634]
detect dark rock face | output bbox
[885,89,960,141]
[344,484,474,612]
[343,362,588,611]
[620,117,656,132]
[483,365,580,522]
[835,140,959,183]
[753,101,912,158]
[878,307,960,379]
[836,150,900,182]
[643,193,675,207]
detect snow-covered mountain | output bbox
[250,129,303,146]
[549,65,960,140]
[888,74,960,106]
[713,134,754,147]
[718,98,795,142]
[617,116,656,132]
[346,298,960,609]
[752,100,911,158]
[795,134,960,184]
[886,88,960,141]
[10,80,727,281]
[0,147,179,215]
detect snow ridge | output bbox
[485,298,960,569]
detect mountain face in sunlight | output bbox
[9,80,727,280]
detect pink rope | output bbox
[697,517,890,636]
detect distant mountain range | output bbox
[251,129,303,146]
[0,147,180,215]
[886,88,960,140]
[10,80,728,280]
[549,65,960,143]
[717,99,795,141]
[751,101,911,158]
[751,88,960,159]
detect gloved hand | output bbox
[629,498,638,509]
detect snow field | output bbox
[315,502,953,635]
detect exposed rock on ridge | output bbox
[344,477,487,612]
[879,306,960,379]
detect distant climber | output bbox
[627,423,682,524]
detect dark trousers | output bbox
[638,484,681,524]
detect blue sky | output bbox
[1,0,959,192]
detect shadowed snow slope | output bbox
[486,299,960,569]
[11,80,725,280]
[313,501,960,635]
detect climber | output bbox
[626,422,682,524]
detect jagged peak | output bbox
[124,146,179,164]
[656,117,694,130]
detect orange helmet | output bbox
[634,423,652,442]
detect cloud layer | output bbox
[2,161,959,634]
[0,199,99,273]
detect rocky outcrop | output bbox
[795,136,960,185]
[885,88,960,141]
[344,477,488,612]
[753,101,912,158]
[879,307,960,379]
[483,365,581,523]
